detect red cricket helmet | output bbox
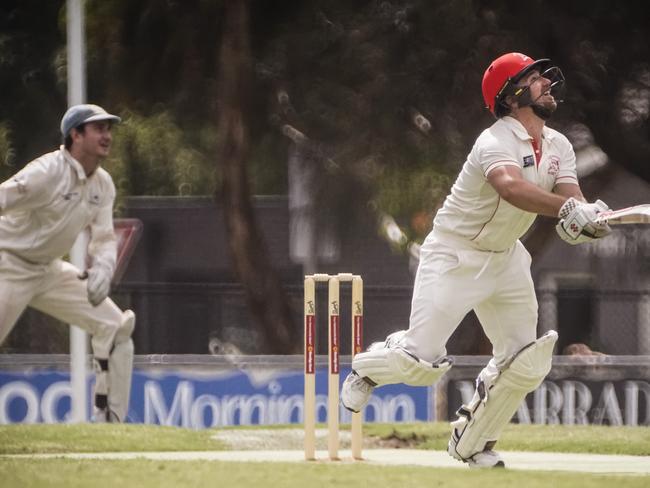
[482,52,550,117]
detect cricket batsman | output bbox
[341,53,612,467]
[0,104,135,422]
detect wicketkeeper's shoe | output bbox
[92,406,120,423]
[92,407,109,423]
[341,370,375,413]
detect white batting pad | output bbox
[352,345,452,387]
[108,310,135,422]
[449,330,558,461]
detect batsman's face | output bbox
[75,121,113,159]
[521,70,557,112]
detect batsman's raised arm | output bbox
[486,165,572,217]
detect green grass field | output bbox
[365,422,650,455]
[1,422,649,488]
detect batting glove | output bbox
[556,198,612,245]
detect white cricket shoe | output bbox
[341,371,375,413]
[367,330,407,352]
[465,449,505,468]
[448,435,505,468]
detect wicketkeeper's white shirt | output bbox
[433,116,578,252]
[0,146,117,271]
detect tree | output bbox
[215,0,300,353]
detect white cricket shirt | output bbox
[434,116,578,252]
[0,146,117,271]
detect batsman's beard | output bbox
[531,95,558,120]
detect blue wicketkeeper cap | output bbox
[61,104,121,138]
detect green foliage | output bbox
[107,111,217,201]
[2,0,650,208]
[0,1,65,166]
[103,109,289,210]
[0,122,15,180]
[373,163,452,237]
[248,133,289,194]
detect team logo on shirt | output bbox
[523,155,535,168]
[548,156,560,176]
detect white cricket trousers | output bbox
[0,250,126,359]
[400,230,538,365]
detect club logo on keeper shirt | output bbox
[523,155,535,168]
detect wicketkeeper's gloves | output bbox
[80,264,113,306]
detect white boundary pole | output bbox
[67,0,89,423]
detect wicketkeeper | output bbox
[0,104,135,422]
[341,53,612,467]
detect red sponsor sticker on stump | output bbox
[354,315,363,355]
[305,315,315,374]
[330,315,340,374]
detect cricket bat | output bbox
[595,204,650,225]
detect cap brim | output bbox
[84,114,121,124]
